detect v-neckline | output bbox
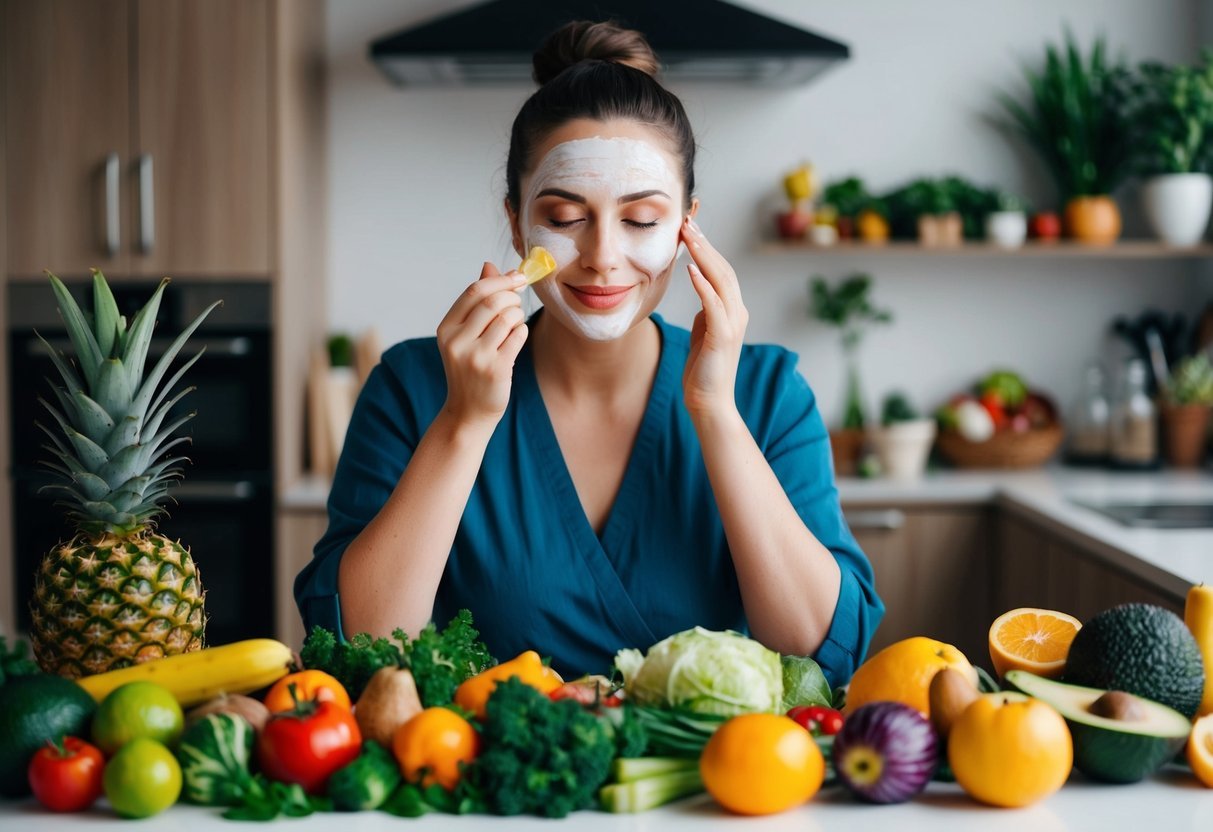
[518,312,677,549]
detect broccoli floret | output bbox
[466,678,616,818]
[327,742,402,811]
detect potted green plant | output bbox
[822,177,874,240]
[999,31,1134,244]
[869,392,937,480]
[1160,353,1213,467]
[1127,51,1213,246]
[809,274,892,475]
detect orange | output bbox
[1188,714,1213,787]
[949,692,1072,808]
[699,713,824,816]
[988,608,1081,679]
[392,707,481,791]
[845,636,977,718]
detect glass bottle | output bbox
[1066,362,1110,466]
[1109,358,1159,469]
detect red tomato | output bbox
[256,701,361,794]
[979,393,1009,430]
[28,737,105,812]
[786,705,845,736]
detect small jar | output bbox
[1066,362,1110,466]
[1109,358,1159,469]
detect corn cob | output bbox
[74,638,293,706]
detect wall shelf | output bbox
[757,240,1213,259]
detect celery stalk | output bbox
[599,769,705,813]
[611,757,698,784]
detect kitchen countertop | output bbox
[282,466,1213,596]
[839,465,1213,596]
[2,771,1210,830]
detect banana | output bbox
[74,638,293,706]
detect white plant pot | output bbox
[1142,173,1213,246]
[868,419,937,481]
[985,211,1027,249]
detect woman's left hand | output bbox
[680,215,748,419]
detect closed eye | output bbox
[548,218,583,228]
[625,219,659,229]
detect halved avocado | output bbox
[1005,670,1190,784]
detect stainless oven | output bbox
[7,280,274,646]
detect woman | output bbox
[296,21,882,685]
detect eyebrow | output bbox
[535,187,671,204]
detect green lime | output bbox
[103,738,182,818]
[92,681,183,755]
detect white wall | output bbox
[326,0,1203,425]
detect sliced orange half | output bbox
[1189,714,1213,787]
[988,607,1082,679]
[519,246,556,285]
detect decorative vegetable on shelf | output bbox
[777,163,816,240]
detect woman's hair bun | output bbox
[532,20,661,85]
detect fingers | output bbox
[687,262,728,334]
[445,263,526,326]
[681,217,742,308]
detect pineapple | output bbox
[29,270,219,678]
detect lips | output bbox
[566,284,634,310]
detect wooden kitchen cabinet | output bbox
[4,0,270,278]
[276,509,329,651]
[996,511,1183,619]
[844,504,994,664]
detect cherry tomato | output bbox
[257,700,361,794]
[28,736,105,812]
[786,705,845,736]
[263,669,351,713]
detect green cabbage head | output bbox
[614,627,783,716]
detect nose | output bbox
[579,219,623,276]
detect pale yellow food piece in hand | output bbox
[519,246,556,285]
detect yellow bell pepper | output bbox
[1186,584,1213,717]
[453,650,564,719]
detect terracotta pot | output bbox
[1162,403,1211,468]
[917,212,963,246]
[1064,196,1121,244]
[829,428,866,477]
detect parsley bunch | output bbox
[299,609,494,705]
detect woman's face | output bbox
[511,119,694,341]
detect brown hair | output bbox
[506,21,696,211]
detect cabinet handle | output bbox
[105,153,120,255]
[138,154,155,253]
[845,509,906,531]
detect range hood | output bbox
[369,0,849,87]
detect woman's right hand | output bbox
[436,262,530,429]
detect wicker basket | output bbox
[935,424,1065,469]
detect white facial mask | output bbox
[521,136,682,341]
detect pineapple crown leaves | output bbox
[36,269,221,534]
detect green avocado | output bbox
[1063,603,1204,719]
[1006,670,1191,783]
[0,674,97,797]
